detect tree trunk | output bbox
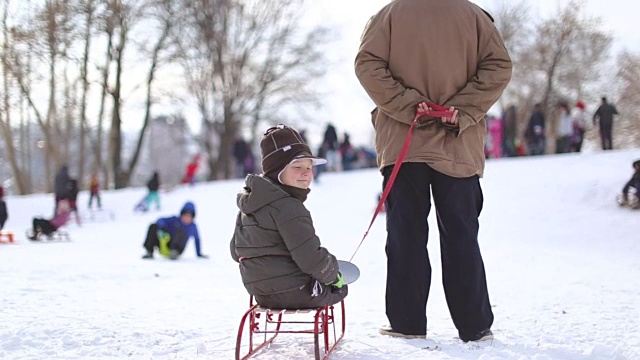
[125,23,171,185]
[95,24,114,188]
[1,0,26,194]
[109,25,126,189]
[78,1,94,187]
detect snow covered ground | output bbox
[1,149,639,360]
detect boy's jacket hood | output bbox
[237,175,289,214]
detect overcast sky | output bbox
[297,0,639,148]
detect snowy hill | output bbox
[1,149,639,360]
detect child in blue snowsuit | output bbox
[142,202,208,260]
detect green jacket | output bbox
[230,175,339,296]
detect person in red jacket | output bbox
[181,154,200,186]
[88,172,101,209]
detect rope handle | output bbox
[348,102,453,262]
[417,102,456,118]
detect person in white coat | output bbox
[556,103,573,153]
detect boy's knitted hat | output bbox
[260,124,326,182]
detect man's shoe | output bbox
[169,249,179,260]
[142,252,154,259]
[379,325,425,339]
[460,328,493,342]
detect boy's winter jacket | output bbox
[230,175,339,296]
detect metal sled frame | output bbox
[235,296,345,360]
[25,228,70,242]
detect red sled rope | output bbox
[349,103,455,262]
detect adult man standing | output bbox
[593,97,618,150]
[53,165,71,214]
[355,0,512,342]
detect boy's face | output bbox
[181,213,194,225]
[280,158,314,189]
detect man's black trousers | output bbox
[383,162,493,337]
[600,123,613,150]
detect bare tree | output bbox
[177,0,329,180]
[123,0,177,187]
[492,1,535,142]
[615,51,640,147]
[103,0,147,189]
[76,0,97,185]
[0,0,28,194]
[492,0,612,153]
[93,0,114,187]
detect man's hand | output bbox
[440,106,459,128]
[417,103,458,129]
[416,102,436,127]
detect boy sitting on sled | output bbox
[29,200,71,240]
[230,124,347,309]
[618,160,640,209]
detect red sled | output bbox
[0,231,15,244]
[235,296,346,360]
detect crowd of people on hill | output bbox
[485,97,620,159]
[231,124,377,181]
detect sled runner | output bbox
[235,296,345,360]
[617,190,639,209]
[25,228,70,242]
[0,231,15,244]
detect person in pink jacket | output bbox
[29,200,71,240]
[488,116,503,159]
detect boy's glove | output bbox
[325,272,344,289]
